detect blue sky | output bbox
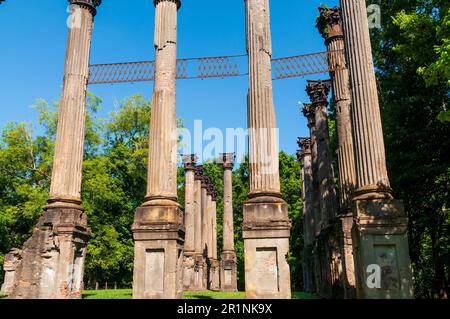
[0,0,339,159]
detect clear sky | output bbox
[0,0,339,159]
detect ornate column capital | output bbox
[195,165,205,181]
[154,0,181,9]
[206,181,215,197]
[202,174,212,189]
[316,6,343,40]
[69,0,102,15]
[220,153,236,170]
[302,103,316,128]
[306,80,332,105]
[297,137,311,161]
[182,154,198,171]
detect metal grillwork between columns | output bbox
[88,50,344,85]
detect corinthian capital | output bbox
[154,0,181,9]
[183,154,198,171]
[316,6,343,39]
[297,137,311,161]
[306,80,331,105]
[69,0,102,15]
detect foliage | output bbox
[371,0,450,298]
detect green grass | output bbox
[0,294,7,299]
[184,291,246,299]
[82,289,318,300]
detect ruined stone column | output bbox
[206,181,215,290]
[317,6,356,298]
[297,139,315,293]
[9,0,100,299]
[193,166,205,290]
[306,80,338,226]
[182,155,197,290]
[243,0,291,299]
[340,0,413,298]
[1,249,21,295]
[220,153,238,292]
[302,104,321,237]
[201,175,211,289]
[132,0,184,299]
[306,80,339,298]
[210,192,220,291]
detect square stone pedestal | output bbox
[193,254,206,291]
[209,259,220,291]
[338,212,356,299]
[352,199,414,299]
[8,207,90,299]
[132,202,185,299]
[182,253,195,291]
[242,196,291,299]
[1,249,21,295]
[220,251,237,292]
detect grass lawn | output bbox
[82,289,318,300]
[0,294,7,299]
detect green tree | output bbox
[371,0,450,298]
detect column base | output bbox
[242,195,291,299]
[352,199,414,299]
[338,212,356,299]
[220,251,238,292]
[132,201,185,299]
[192,254,206,291]
[8,206,90,299]
[209,259,220,291]
[1,249,21,295]
[182,253,196,291]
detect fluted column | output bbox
[132,0,183,300]
[8,0,100,300]
[243,0,291,299]
[220,153,238,292]
[194,167,203,256]
[221,153,235,253]
[201,174,210,259]
[302,104,321,236]
[48,0,100,209]
[340,0,413,299]
[193,166,205,290]
[145,0,181,204]
[306,80,338,225]
[297,138,315,293]
[182,155,197,290]
[183,155,197,255]
[245,0,280,196]
[340,0,391,199]
[317,6,356,298]
[317,6,356,210]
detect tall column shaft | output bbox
[319,7,357,209]
[194,177,203,255]
[303,106,321,236]
[246,0,280,196]
[340,0,391,199]
[201,181,209,258]
[317,6,357,298]
[211,200,218,260]
[243,0,291,299]
[183,155,197,254]
[49,4,94,205]
[298,138,315,293]
[340,0,414,299]
[8,1,99,299]
[220,153,238,292]
[146,0,179,202]
[132,0,183,300]
[307,81,337,225]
